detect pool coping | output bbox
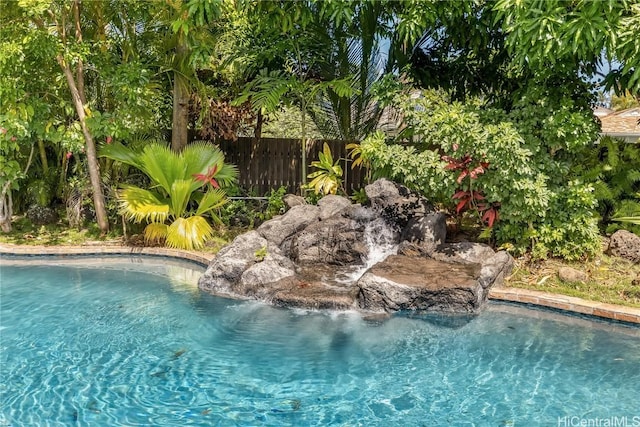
[0,243,215,268]
[1,243,639,324]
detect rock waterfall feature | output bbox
[198,179,514,314]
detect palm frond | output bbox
[144,222,169,245]
[612,216,640,225]
[182,141,225,177]
[169,179,194,219]
[183,141,239,188]
[100,142,144,169]
[118,185,170,223]
[195,189,228,218]
[166,216,214,250]
[139,143,181,194]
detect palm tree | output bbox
[101,141,237,250]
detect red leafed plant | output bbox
[193,164,220,189]
[444,153,500,228]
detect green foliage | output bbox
[494,0,640,93]
[261,186,287,221]
[361,87,601,259]
[254,245,268,262]
[307,143,344,196]
[260,107,324,139]
[351,188,368,205]
[573,137,640,235]
[100,141,237,250]
[217,185,287,229]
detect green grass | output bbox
[506,254,640,308]
[0,217,123,246]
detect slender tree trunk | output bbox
[0,183,13,233]
[1,144,35,233]
[254,109,263,140]
[58,57,110,234]
[37,139,49,174]
[171,41,189,152]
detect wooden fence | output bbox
[215,137,367,195]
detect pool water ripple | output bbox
[1,261,639,426]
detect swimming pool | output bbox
[1,258,638,426]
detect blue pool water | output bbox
[1,259,639,426]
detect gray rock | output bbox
[269,277,359,311]
[318,194,353,219]
[431,242,495,264]
[365,178,434,229]
[198,231,268,294]
[401,212,447,250]
[291,214,368,265]
[397,241,434,257]
[233,251,296,298]
[357,255,483,313]
[558,267,587,283]
[283,194,305,210]
[478,251,514,288]
[607,230,640,264]
[257,204,320,247]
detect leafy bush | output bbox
[219,185,287,228]
[307,143,344,196]
[359,87,601,259]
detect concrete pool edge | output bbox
[488,287,640,324]
[2,242,639,324]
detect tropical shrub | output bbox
[359,88,601,259]
[307,143,344,196]
[101,141,237,250]
[572,137,640,235]
[219,185,287,228]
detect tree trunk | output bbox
[1,144,35,233]
[171,41,189,152]
[58,57,110,234]
[254,109,263,140]
[38,139,49,174]
[0,184,13,233]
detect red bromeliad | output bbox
[193,164,220,189]
[444,154,499,227]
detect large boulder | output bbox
[400,212,447,250]
[431,242,496,265]
[318,194,353,219]
[198,231,269,295]
[478,251,514,288]
[365,179,434,229]
[237,251,296,289]
[283,194,305,210]
[356,255,483,313]
[607,230,640,264]
[257,204,320,247]
[291,213,368,266]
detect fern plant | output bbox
[573,137,640,234]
